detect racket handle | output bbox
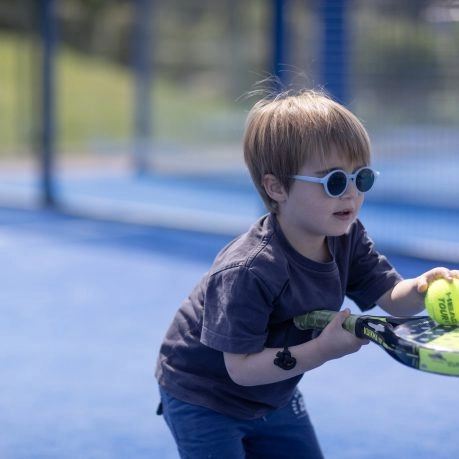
[294,310,359,335]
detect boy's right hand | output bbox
[315,308,369,361]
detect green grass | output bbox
[1,31,244,157]
[0,33,33,154]
[57,49,133,150]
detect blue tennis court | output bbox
[1,203,458,459]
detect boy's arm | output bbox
[377,267,459,317]
[224,309,367,386]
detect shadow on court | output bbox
[1,206,458,459]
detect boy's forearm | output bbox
[224,340,327,387]
[378,279,425,317]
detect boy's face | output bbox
[278,146,366,241]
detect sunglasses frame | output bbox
[290,167,379,198]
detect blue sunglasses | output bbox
[290,167,379,198]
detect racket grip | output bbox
[294,310,358,335]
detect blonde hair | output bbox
[243,89,371,213]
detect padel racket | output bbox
[294,310,459,376]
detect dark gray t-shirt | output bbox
[156,214,401,419]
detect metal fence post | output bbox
[40,0,57,206]
[320,0,349,104]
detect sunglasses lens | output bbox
[356,168,375,192]
[326,171,348,196]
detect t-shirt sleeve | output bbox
[201,266,276,354]
[346,222,403,311]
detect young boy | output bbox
[155,89,457,458]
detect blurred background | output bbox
[1,1,459,458]
[1,0,459,230]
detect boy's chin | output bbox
[329,221,355,237]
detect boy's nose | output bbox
[341,179,360,198]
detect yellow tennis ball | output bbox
[425,278,459,325]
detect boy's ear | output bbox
[263,174,288,203]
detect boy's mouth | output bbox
[333,209,353,218]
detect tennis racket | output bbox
[294,310,459,376]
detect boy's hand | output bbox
[315,308,369,361]
[416,267,459,294]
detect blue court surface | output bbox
[1,205,458,459]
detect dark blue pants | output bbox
[159,388,324,459]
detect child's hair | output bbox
[243,89,371,213]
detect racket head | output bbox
[391,317,459,376]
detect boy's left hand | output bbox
[416,267,459,294]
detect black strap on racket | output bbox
[274,346,297,370]
[273,321,297,370]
